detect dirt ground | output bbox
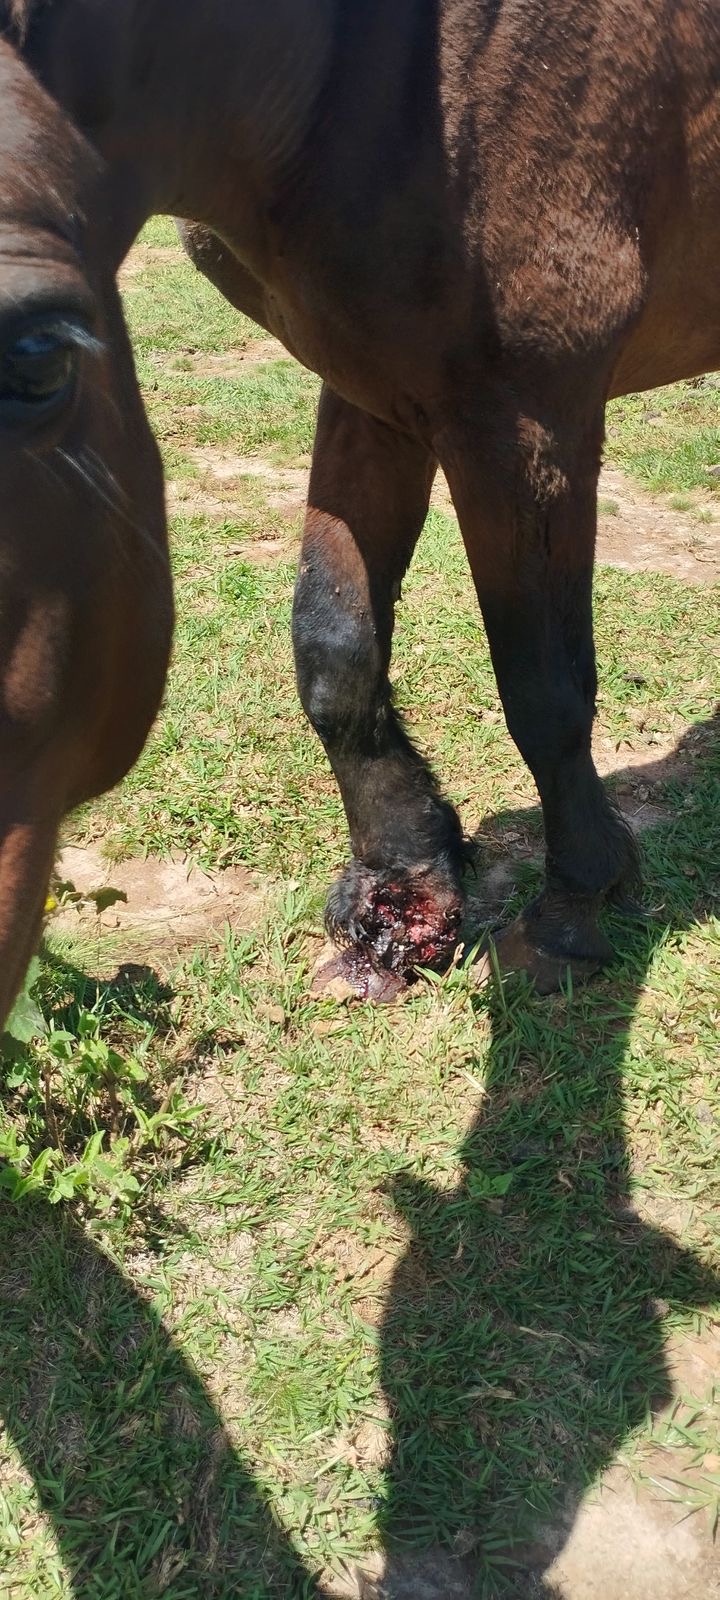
[51,843,266,971]
[327,1477,720,1599]
[326,1315,720,1598]
[596,465,720,584]
[169,428,720,587]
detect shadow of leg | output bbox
[374,713,720,1599]
[0,1199,322,1598]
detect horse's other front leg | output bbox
[293,387,466,1000]
[441,380,639,993]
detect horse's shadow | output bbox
[0,1196,323,1598]
[0,714,717,1600]
[377,709,720,1596]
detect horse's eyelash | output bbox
[45,320,104,356]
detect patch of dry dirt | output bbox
[118,243,184,282]
[51,843,267,968]
[143,340,289,384]
[166,450,308,543]
[167,449,305,560]
[187,447,308,499]
[664,1319,720,1398]
[596,467,720,584]
[596,729,695,833]
[322,1550,476,1600]
[170,339,286,376]
[177,537,291,572]
[540,1462,720,1600]
[324,1452,720,1599]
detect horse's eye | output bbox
[0,324,81,415]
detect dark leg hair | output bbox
[440,380,638,991]
[293,386,466,996]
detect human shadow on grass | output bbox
[376,710,720,1598]
[0,1195,322,1599]
[0,959,324,1596]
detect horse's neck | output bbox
[21,0,336,263]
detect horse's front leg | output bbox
[441,382,639,993]
[293,386,466,999]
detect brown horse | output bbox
[0,0,718,1025]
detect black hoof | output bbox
[482,915,608,994]
[476,888,613,995]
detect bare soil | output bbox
[50,843,267,969]
[324,1462,720,1599]
[166,449,308,557]
[150,338,287,379]
[596,466,720,584]
[118,243,183,279]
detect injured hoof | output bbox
[324,861,464,992]
[311,942,409,1003]
[312,862,464,1003]
[475,912,611,995]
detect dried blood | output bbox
[354,878,462,977]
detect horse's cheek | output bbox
[72,518,174,806]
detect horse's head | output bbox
[0,40,173,1026]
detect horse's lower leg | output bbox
[443,389,638,991]
[293,387,465,997]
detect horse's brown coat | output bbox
[0,1,718,1020]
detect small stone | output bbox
[451,1528,480,1557]
[257,1003,286,1027]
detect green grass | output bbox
[125,221,258,359]
[607,382,720,496]
[0,221,719,1598]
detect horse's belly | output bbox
[612,247,720,397]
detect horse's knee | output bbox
[294,643,381,749]
[292,579,384,750]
